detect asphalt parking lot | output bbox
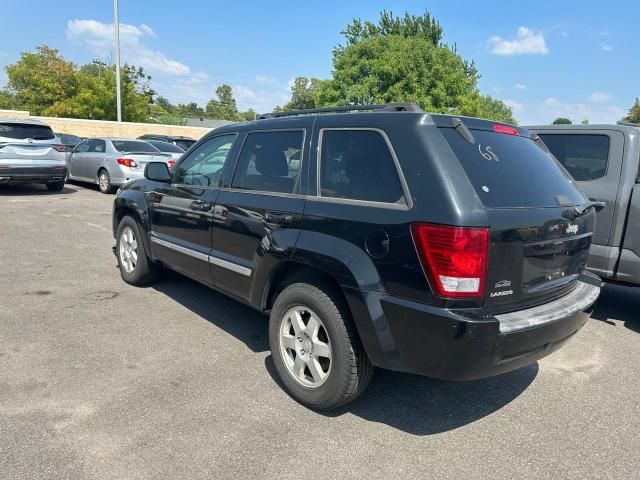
[1,183,639,480]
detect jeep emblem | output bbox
[566,223,579,235]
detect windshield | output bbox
[149,140,184,153]
[439,127,586,208]
[175,139,196,150]
[112,140,159,153]
[0,123,55,140]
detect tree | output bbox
[4,45,78,114]
[581,118,590,125]
[240,108,258,121]
[313,10,514,123]
[552,117,572,124]
[317,35,476,112]
[206,84,241,121]
[283,77,322,110]
[622,98,640,124]
[155,96,174,114]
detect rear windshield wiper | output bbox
[562,201,606,220]
[451,118,475,144]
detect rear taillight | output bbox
[493,124,519,136]
[53,144,66,152]
[411,223,489,298]
[117,158,138,168]
[167,159,176,168]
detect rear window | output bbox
[149,141,184,153]
[440,127,585,208]
[538,134,610,181]
[0,123,55,140]
[174,139,196,150]
[112,140,159,153]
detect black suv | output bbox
[113,104,601,409]
[137,134,196,151]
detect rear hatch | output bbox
[0,122,65,166]
[437,118,594,312]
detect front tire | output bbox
[116,215,160,285]
[98,169,115,194]
[269,282,373,410]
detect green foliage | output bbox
[4,45,78,115]
[240,108,258,121]
[458,94,517,125]
[283,77,322,110]
[283,9,515,124]
[317,35,476,111]
[581,118,589,125]
[175,102,206,118]
[155,96,174,114]
[206,84,241,121]
[552,117,572,124]
[622,98,640,124]
[1,45,154,122]
[340,10,444,49]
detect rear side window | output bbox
[232,130,304,194]
[112,140,159,153]
[0,123,55,140]
[175,139,196,150]
[319,129,406,205]
[88,140,106,153]
[440,128,585,208]
[538,134,610,181]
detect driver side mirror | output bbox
[145,162,171,182]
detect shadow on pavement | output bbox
[0,183,78,196]
[152,270,537,435]
[590,282,640,334]
[265,355,537,435]
[152,270,269,353]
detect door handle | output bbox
[265,212,293,226]
[190,200,211,211]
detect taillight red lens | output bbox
[493,124,519,136]
[53,144,66,152]
[167,159,176,168]
[117,158,138,168]
[411,223,489,298]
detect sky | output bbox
[1,0,638,124]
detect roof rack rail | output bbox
[618,121,640,127]
[258,103,423,119]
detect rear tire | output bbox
[269,282,373,410]
[98,169,115,194]
[116,215,160,285]
[46,181,65,192]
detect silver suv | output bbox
[0,119,67,191]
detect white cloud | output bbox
[67,19,189,76]
[588,92,611,103]
[504,99,524,113]
[601,44,614,52]
[600,31,610,37]
[513,83,527,90]
[232,84,290,113]
[516,98,625,125]
[488,27,549,55]
[561,31,568,38]
[255,74,278,85]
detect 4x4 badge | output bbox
[495,280,511,288]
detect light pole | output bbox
[114,0,122,122]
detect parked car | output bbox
[55,132,82,151]
[0,118,66,191]
[145,139,184,167]
[528,123,640,285]
[137,134,196,151]
[113,104,601,409]
[68,138,172,194]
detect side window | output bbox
[74,140,90,153]
[231,130,304,194]
[320,129,406,204]
[174,134,236,187]
[88,140,106,153]
[539,134,610,181]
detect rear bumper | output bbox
[0,166,67,184]
[346,273,601,381]
[110,169,145,186]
